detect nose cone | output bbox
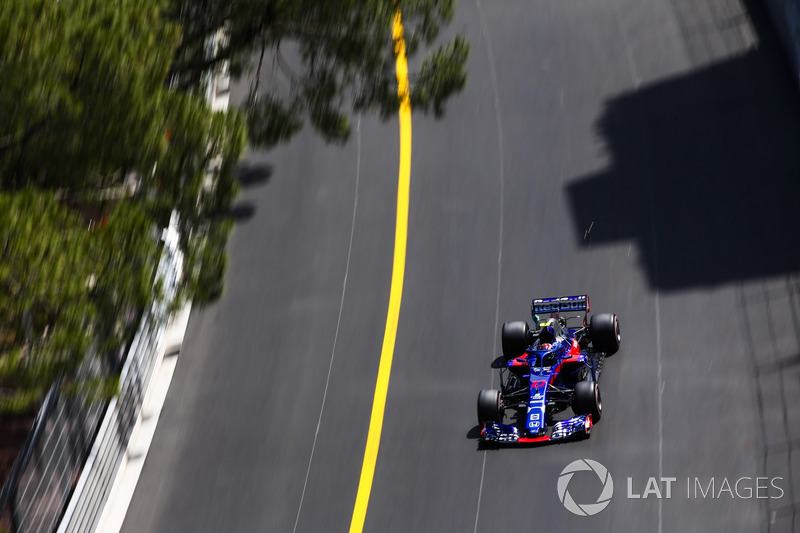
[526,379,547,435]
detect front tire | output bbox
[590,313,620,356]
[477,389,504,424]
[573,380,602,422]
[501,321,530,360]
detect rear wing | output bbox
[531,295,589,318]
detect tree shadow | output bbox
[566,10,800,291]
[228,201,257,222]
[234,162,273,188]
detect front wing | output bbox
[481,415,592,444]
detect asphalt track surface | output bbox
[123,0,800,532]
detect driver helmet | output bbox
[538,319,556,344]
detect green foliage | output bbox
[0,191,160,412]
[0,0,464,411]
[411,37,469,117]
[168,0,469,147]
[62,374,121,406]
[184,218,235,304]
[155,93,247,306]
[246,94,303,147]
[0,0,248,411]
[0,0,180,189]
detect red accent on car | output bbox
[518,436,552,443]
[567,339,581,357]
[550,340,582,383]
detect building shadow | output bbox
[739,274,800,531]
[566,30,800,290]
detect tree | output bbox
[0,0,179,190]
[0,0,247,294]
[154,92,248,305]
[0,191,160,412]
[0,0,465,410]
[167,0,469,147]
[0,0,248,411]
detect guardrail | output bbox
[0,20,233,531]
[0,374,83,533]
[0,212,183,533]
[56,213,183,533]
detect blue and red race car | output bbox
[478,295,620,445]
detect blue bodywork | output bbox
[513,334,594,435]
[482,309,602,445]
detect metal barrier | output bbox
[0,375,99,533]
[0,213,183,533]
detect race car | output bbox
[477,295,620,445]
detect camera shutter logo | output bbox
[557,459,614,516]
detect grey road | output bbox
[124,0,800,531]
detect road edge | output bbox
[94,302,192,533]
[93,35,231,533]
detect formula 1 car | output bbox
[477,295,620,445]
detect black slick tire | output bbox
[573,380,602,422]
[477,389,504,424]
[501,321,530,360]
[589,313,620,356]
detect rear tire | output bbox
[573,380,602,422]
[477,389,504,424]
[590,313,620,356]
[501,321,530,360]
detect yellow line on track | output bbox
[348,9,412,533]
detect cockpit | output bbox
[534,318,562,346]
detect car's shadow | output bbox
[490,356,506,369]
[466,425,482,440]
